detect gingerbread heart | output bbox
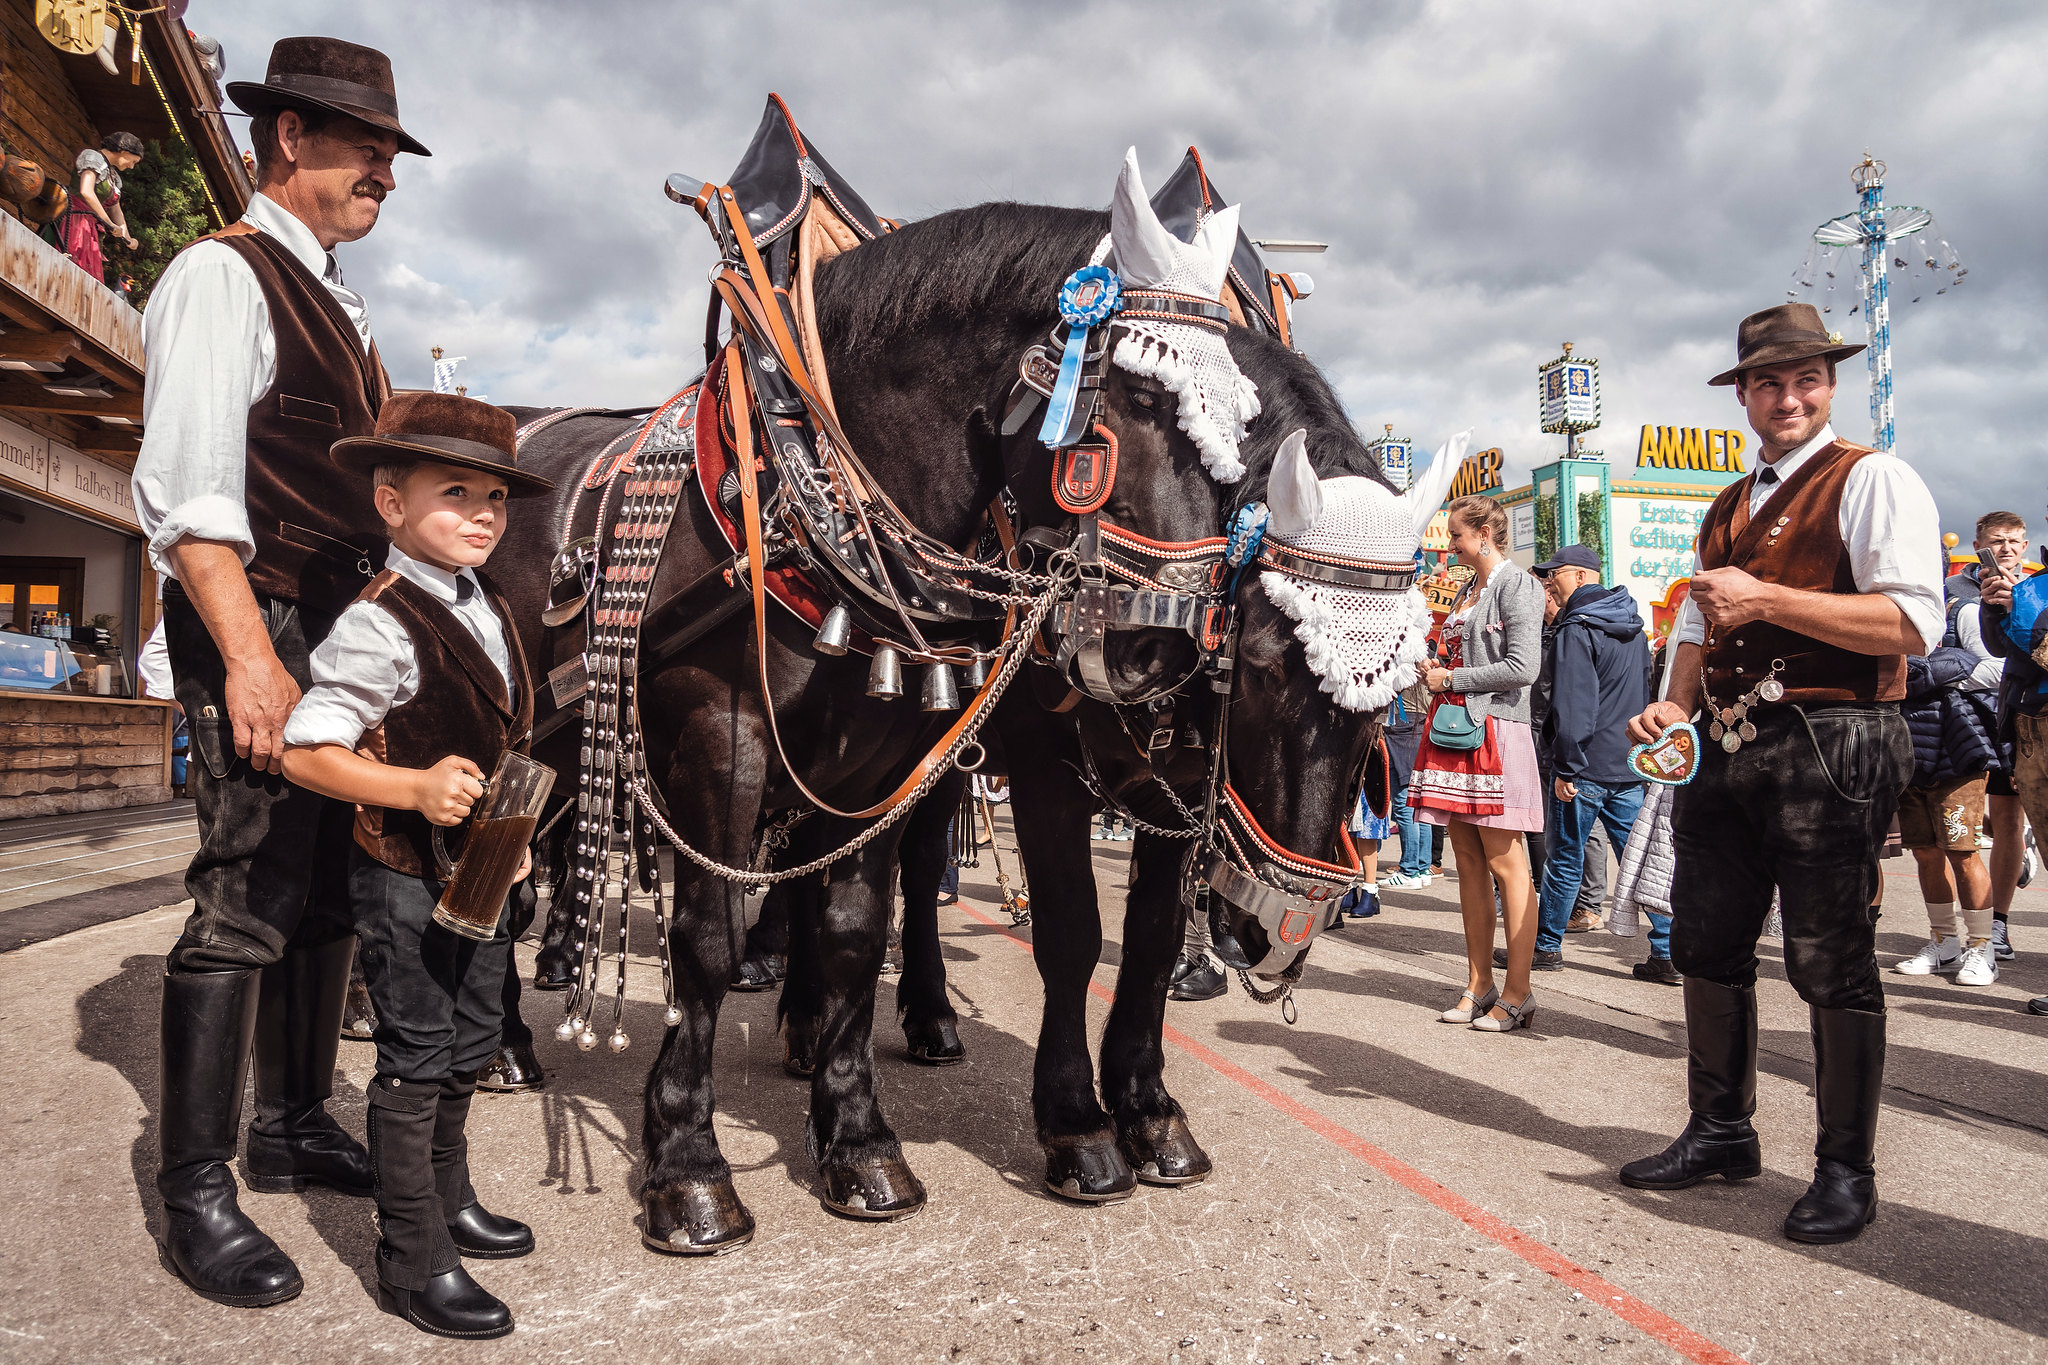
[1628,721,1700,786]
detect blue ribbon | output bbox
[1038,267,1121,449]
[1223,502,1270,600]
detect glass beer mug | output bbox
[431,750,554,941]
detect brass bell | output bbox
[962,655,992,690]
[867,645,905,700]
[921,663,961,713]
[812,604,853,656]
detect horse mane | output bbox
[1226,329,1386,498]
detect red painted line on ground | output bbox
[953,897,1745,1365]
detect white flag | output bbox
[432,355,467,394]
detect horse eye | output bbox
[1128,390,1156,410]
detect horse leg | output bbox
[1100,830,1212,1185]
[774,875,823,1079]
[1003,707,1136,1203]
[531,819,579,991]
[732,881,791,992]
[897,771,965,1065]
[809,824,926,1219]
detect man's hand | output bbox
[1981,566,2015,610]
[225,653,301,774]
[1553,777,1578,803]
[1628,699,1690,745]
[1688,566,1777,630]
[516,846,533,882]
[413,755,486,826]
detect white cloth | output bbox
[137,619,171,700]
[283,546,513,751]
[1671,424,1945,653]
[1954,602,2004,690]
[133,193,373,579]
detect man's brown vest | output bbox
[350,570,535,877]
[1694,439,1906,705]
[206,223,392,614]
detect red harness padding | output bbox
[1052,422,1118,514]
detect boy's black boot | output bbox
[244,936,373,1195]
[370,1076,513,1339]
[157,966,303,1307]
[436,1070,533,1258]
[1619,978,1763,1189]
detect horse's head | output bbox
[1204,353,1470,982]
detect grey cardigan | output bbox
[1446,560,1544,724]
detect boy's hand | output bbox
[415,755,485,826]
[516,847,533,882]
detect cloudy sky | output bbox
[195,0,2047,538]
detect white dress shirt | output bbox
[283,546,515,751]
[1954,601,2005,690]
[133,193,374,579]
[1672,424,1946,654]
[137,619,172,700]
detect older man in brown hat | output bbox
[1617,303,1943,1243]
[131,36,429,1308]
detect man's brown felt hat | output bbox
[226,37,431,158]
[1708,302,1865,386]
[332,392,553,497]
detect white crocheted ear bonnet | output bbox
[1258,430,1471,712]
[1095,149,1260,483]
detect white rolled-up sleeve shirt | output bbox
[283,546,515,752]
[133,193,374,579]
[1672,424,1946,655]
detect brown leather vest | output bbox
[1695,439,1906,705]
[204,223,392,614]
[350,569,535,877]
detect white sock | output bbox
[1925,901,1957,941]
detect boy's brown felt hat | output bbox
[331,391,553,496]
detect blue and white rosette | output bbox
[1038,266,1122,450]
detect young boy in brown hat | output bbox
[282,392,551,1339]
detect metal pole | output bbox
[1853,156,1894,453]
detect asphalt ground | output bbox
[1,829,2044,1363]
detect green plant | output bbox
[1534,492,1560,563]
[1577,491,1606,564]
[118,137,211,310]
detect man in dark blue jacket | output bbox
[1533,546,1654,972]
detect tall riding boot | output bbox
[369,1076,513,1340]
[1784,1005,1885,1244]
[435,1071,533,1258]
[157,967,303,1307]
[1619,978,1764,1189]
[245,936,373,1196]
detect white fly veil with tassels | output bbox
[1258,431,1470,712]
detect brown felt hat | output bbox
[226,37,431,158]
[332,392,553,496]
[1708,302,1865,386]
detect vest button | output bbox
[1735,666,1745,674]
[1736,639,1745,647]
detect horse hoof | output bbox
[819,1155,926,1221]
[642,1179,755,1256]
[782,1023,816,1079]
[902,1015,965,1066]
[1119,1112,1213,1187]
[1043,1131,1137,1204]
[729,954,786,993]
[475,1041,545,1094]
[532,944,577,992]
[339,975,377,1041]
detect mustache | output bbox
[351,181,387,202]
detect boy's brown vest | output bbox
[201,223,393,614]
[1694,439,1907,706]
[350,570,535,877]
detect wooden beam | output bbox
[0,330,80,364]
[72,428,142,458]
[0,382,144,419]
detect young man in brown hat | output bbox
[281,393,550,1339]
[1619,303,1943,1244]
[130,36,430,1307]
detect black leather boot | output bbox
[1784,1006,1884,1244]
[244,936,373,1196]
[157,967,303,1307]
[436,1072,533,1259]
[1620,978,1763,1189]
[370,1076,513,1339]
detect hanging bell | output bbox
[812,603,853,656]
[962,655,992,690]
[921,663,961,713]
[867,645,905,699]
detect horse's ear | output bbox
[1405,430,1471,540]
[1188,203,1241,301]
[1267,429,1321,537]
[1110,147,1179,289]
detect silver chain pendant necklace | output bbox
[1701,658,1787,753]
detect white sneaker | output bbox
[1382,871,1432,889]
[1892,935,1961,975]
[1992,917,2016,962]
[1956,939,1999,986]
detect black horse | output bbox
[490,177,1426,1250]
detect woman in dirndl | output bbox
[60,132,143,283]
[1409,494,1546,1031]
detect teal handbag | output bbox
[1428,700,1486,751]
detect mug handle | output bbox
[430,772,490,879]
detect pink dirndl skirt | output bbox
[1411,716,1545,833]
